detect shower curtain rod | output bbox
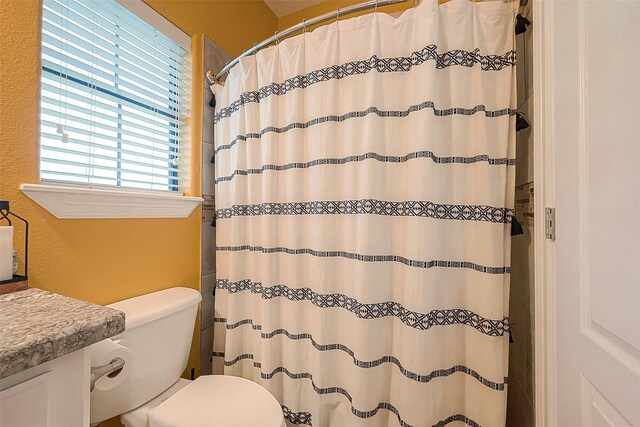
[206,0,410,84]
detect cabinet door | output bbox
[0,371,52,427]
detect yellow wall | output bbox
[277,0,415,31]
[0,0,202,386]
[144,0,278,58]
[0,1,275,425]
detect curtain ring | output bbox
[274,31,279,44]
[336,7,340,20]
[302,19,307,33]
[252,43,257,55]
[375,0,378,13]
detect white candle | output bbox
[0,226,14,281]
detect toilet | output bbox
[90,287,285,427]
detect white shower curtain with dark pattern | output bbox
[212,0,516,425]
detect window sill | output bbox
[21,184,203,219]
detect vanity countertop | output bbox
[0,288,125,379]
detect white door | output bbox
[537,0,640,426]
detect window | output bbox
[40,0,190,193]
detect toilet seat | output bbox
[121,375,285,427]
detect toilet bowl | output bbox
[89,287,285,427]
[121,376,285,427]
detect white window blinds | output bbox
[40,0,190,192]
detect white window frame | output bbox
[25,0,202,219]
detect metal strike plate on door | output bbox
[545,208,556,241]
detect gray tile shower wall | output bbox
[201,274,216,331]
[507,2,535,426]
[200,325,214,376]
[200,36,233,376]
[201,198,216,277]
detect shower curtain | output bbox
[212,0,516,425]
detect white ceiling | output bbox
[264,0,325,18]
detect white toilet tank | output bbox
[90,287,202,425]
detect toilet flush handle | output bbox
[90,357,125,392]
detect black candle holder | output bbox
[0,201,29,292]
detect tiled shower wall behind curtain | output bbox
[201,36,232,375]
[506,0,535,425]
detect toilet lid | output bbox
[147,375,286,427]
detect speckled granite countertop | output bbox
[0,288,125,379]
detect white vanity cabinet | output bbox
[0,288,125,427]
[0,348,91,427]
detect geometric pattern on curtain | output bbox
[212,0,516,425]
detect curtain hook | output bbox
[336,7,340,20]
[375,0,378,13]
[302,19,307,33]
[274,31,279,44]
[252,43,257,55]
